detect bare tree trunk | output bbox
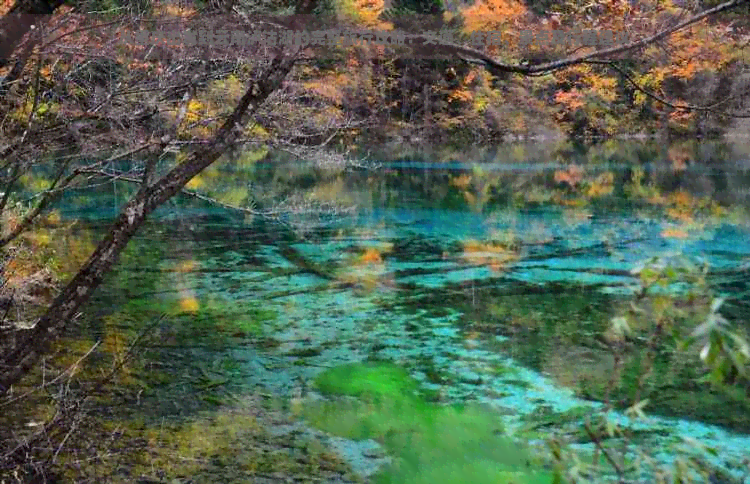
[0,0,63,65]
[0,0,65,103]
[0,54,296,394]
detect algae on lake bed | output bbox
[49,394,357,483]
[304,362,558,484]
[102,296,277,347]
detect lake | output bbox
[49,139,750,483]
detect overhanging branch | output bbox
[600,60,750,118]
[409,0,750,76]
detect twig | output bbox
[602,60,750,118]
[0,341,101,408]
[0,158,74,247]
[583,418,625,483]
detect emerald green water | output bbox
[58,140,750,482]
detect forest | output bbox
[2,0,750,482]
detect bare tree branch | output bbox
[0,158,73,247]
[412,0,749,76]
[0,51,298,395]
[600,60,750,118]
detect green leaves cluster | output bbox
[681,297,750,386]
[626,256,748,386]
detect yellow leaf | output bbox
[179,296,200,313]
[176,260,197,272]
[186,175,204,189]
[360,247,382,264]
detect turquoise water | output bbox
[63,144,750,482]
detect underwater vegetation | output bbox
[304,362,559,484]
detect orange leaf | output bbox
[660,228,689,239]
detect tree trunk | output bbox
[0,0,64,66]
[0,55,296,394]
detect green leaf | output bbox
[710,364,725,384]
[610,316,631,338]
[728,332,750,359]
[710,297,726,313]
[605,418,617,438]
[640,267,657,284]
[726,348,747,377]
[625,399,649,419]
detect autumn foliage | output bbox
[0,0,748,150]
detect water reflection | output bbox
[63,139,750,482]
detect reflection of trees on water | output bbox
[254,140,750,211]
[65,140,750,327]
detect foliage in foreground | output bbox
[544,255,750,483]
